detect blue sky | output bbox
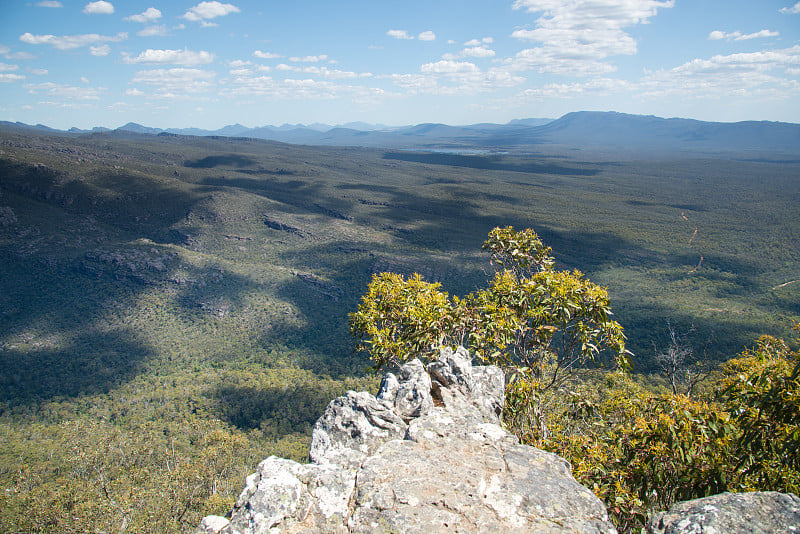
[1,0,799,129]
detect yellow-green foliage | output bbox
[351,226,628,440]
[349,272,455,369]
[536,329,800,532]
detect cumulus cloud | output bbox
[25,81,104,100]
[131,67,216,96]
[90,45,111,56]
[779,2,800,14]
[137,25,169,37]
[83,1,114,15]
[0,62,19,72]
[125,7,162,23]
[387,29,413,40]
[269,63,370,79]
[289,55,328,63]
[709,29,780,41]
[0,73,25,82]
[418,31,436,41]
[464,37,493,46]
[253,50,281,59]
[462,46,495,58]
[123,49,214,66]
[421,60,480,74]
[221,72,387,102]
[510,0,674,75]
[36,1,63,7]
[640,45,800,100]
[19,32,127,50]
[518,77,633,99]
[30,68,48,75]
[183,1,240,22]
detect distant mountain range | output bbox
[3,112,798,153]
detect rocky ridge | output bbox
[197,347,617,533]
[197,346,800,534]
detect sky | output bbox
[1,0,799,130]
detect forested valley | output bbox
[1,126,798,532]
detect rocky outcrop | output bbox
[646,491,800,534]
[197,347,616,534]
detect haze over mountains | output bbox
[4,112,799,154]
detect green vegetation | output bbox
[351,226,628,440]
[0,128,798,531]
[351,227,800,532]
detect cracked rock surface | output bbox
[196,346,616,533]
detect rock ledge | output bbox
[197,346,616,533]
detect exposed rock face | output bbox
[197,346,616,534]
[646,491,800,534]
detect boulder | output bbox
[196,346,616,534]
[646,491,800,534]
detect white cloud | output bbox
[123,49,214,66]
[464,37,493,46]
[138,25,169,37]
[183,1,240,22]
[421,60,480,74]
[0,63,19,72]
[0,73,26,82]
[229,59,250,67]
[83,1,114,15]
[510,0,674,76]
[126,88,144,96]
[254,50,281,59]
[640,45,800,100]
[221,72,387,102]
[19,32,127,50]
[131,68,216,96]
[418,31,436,41]
[709,29,779,41]
[387,29,413,40]
[289,55,328,63]
[90,45,111,56]
[269,64,371,79]
[386,64,523,96]
[30,68,48,75]
[462,46,495,58]
[779,2,800,14]
[81,76,90,83]
[518,77,633,99]
[25,81,104,100]
[125,7,162,23]
[36,1,63,7]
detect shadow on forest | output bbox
[382,151,603,176]
[213,382,350,433]
[0,328,152,404]
[184,154,259,168]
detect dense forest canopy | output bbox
[0,126,798,532]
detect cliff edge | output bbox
[196,346,616,533]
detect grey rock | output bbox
[309,390,407,467]
[199,347,617,534]
[377,358,433,421]
[646,491,800,534]
[195,515,229,534]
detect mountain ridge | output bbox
[3,111,799,153]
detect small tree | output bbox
[350,226,629,440]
